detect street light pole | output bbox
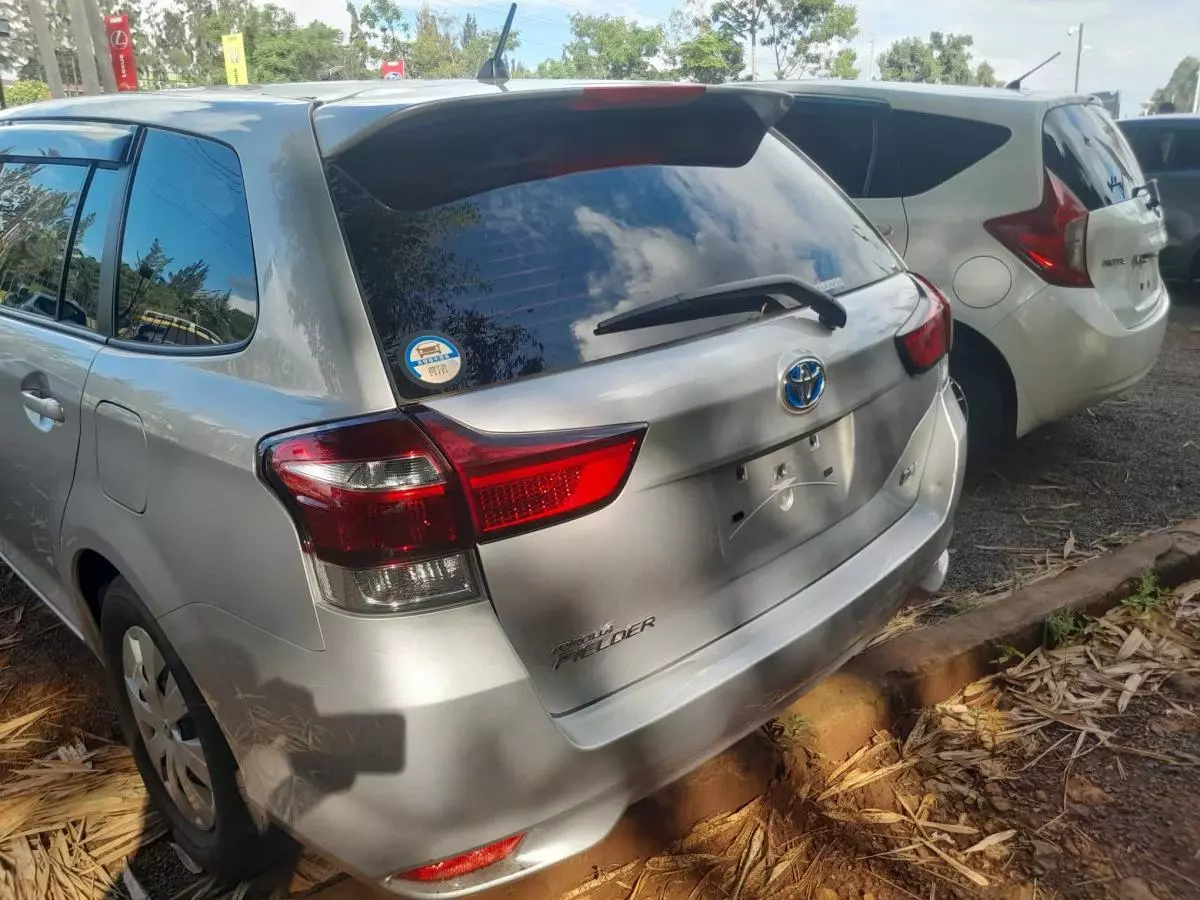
[1073,22,1084,92]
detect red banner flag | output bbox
[104,14,139,92]
[380,59,407,80]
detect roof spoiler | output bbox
[316,84,794,161]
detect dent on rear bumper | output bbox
[159,381,965,898]
[988,283,1170,436]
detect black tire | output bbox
[100,577,294,881]
[950,348,1011,454]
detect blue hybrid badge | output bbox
[782,358,826,413]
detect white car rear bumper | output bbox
[989,282,1170,436]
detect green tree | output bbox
[878,31,988,85]
[6,80,51,106]
[539,13,664,81]
[829,47,858,79]
[761,0,857,80]
[973,59,1001,87]
[1150,57,1199,114]
[675,22,743,84]
[359,0,409,62]
[710,0,767,79]
[930,31,973,84]
[252,22,344,81]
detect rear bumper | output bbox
[989,282,1170,436]
[159,380,966,898]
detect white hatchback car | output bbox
[769,81,1170,447]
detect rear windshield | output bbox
[1042,104,1145,211]
[327,98,900,397]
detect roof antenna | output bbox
[477,3,517,83]
[1005,51,1061,90]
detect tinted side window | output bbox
[117,129,257,347]
[62,167,120,331]
[895,110,1012,195]
[0,161,88,320]
[1128,125,1200,173]
[1043,104,1142,211]
[775,100,877,197]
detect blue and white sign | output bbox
[404,334,462,386]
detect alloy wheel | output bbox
[122,626,216,830]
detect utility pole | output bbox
[1193,66,1200,114]
[749,0,757,81]
[84,0,118,93]
[1072,22,1084,92]
[868,37,875,81]
[66,0,101,94]
[27,0,65,98]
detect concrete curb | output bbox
[316,519,1200,899]
[790,518,1200,759]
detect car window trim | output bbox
[55,163,96,326]
[0,305,110,344]
[106,125,258,357]
[0,121,136,163]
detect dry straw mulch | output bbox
[560,577,1200,900]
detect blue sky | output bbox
[280,0,1198,117]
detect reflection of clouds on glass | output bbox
[569,138,897,360]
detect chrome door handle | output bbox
[877,223,895,237]
[21,390,65,423]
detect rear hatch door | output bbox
[1042,103,1167,325]
[321,85,935,715]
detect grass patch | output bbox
[1045,609,1087,647]
[1122,570,1166,613]
[992,643,1025,666]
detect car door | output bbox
[0,122,134,628]
[774,94,909,254]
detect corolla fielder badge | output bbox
[781,357,826,413]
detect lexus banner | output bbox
[104,14,138,92]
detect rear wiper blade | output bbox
[593,275,848,337]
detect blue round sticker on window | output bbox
[403,334,462,387]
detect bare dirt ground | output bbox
[0,297,1195,898]
[557,578,1200,900]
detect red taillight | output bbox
[416,412,645,541]
[984,170,1092,288]
[570,84,706,111]
[397,833,524,882]
[262,412,645,612]
[897,273,953,375]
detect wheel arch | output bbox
[949,320,1019,442]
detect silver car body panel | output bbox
[0,82,966,896]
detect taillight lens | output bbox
[397,833,524,882]
[896,273,953,375]
[262,412,645,613]
[417,412,645,541]
[984,170,1092,288]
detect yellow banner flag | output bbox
[221,33,248,85]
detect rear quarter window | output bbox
[895,109,1011,196]
[329,106,901,398]
[1043,104,1144,210]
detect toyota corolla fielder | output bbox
[0,79,965,895]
